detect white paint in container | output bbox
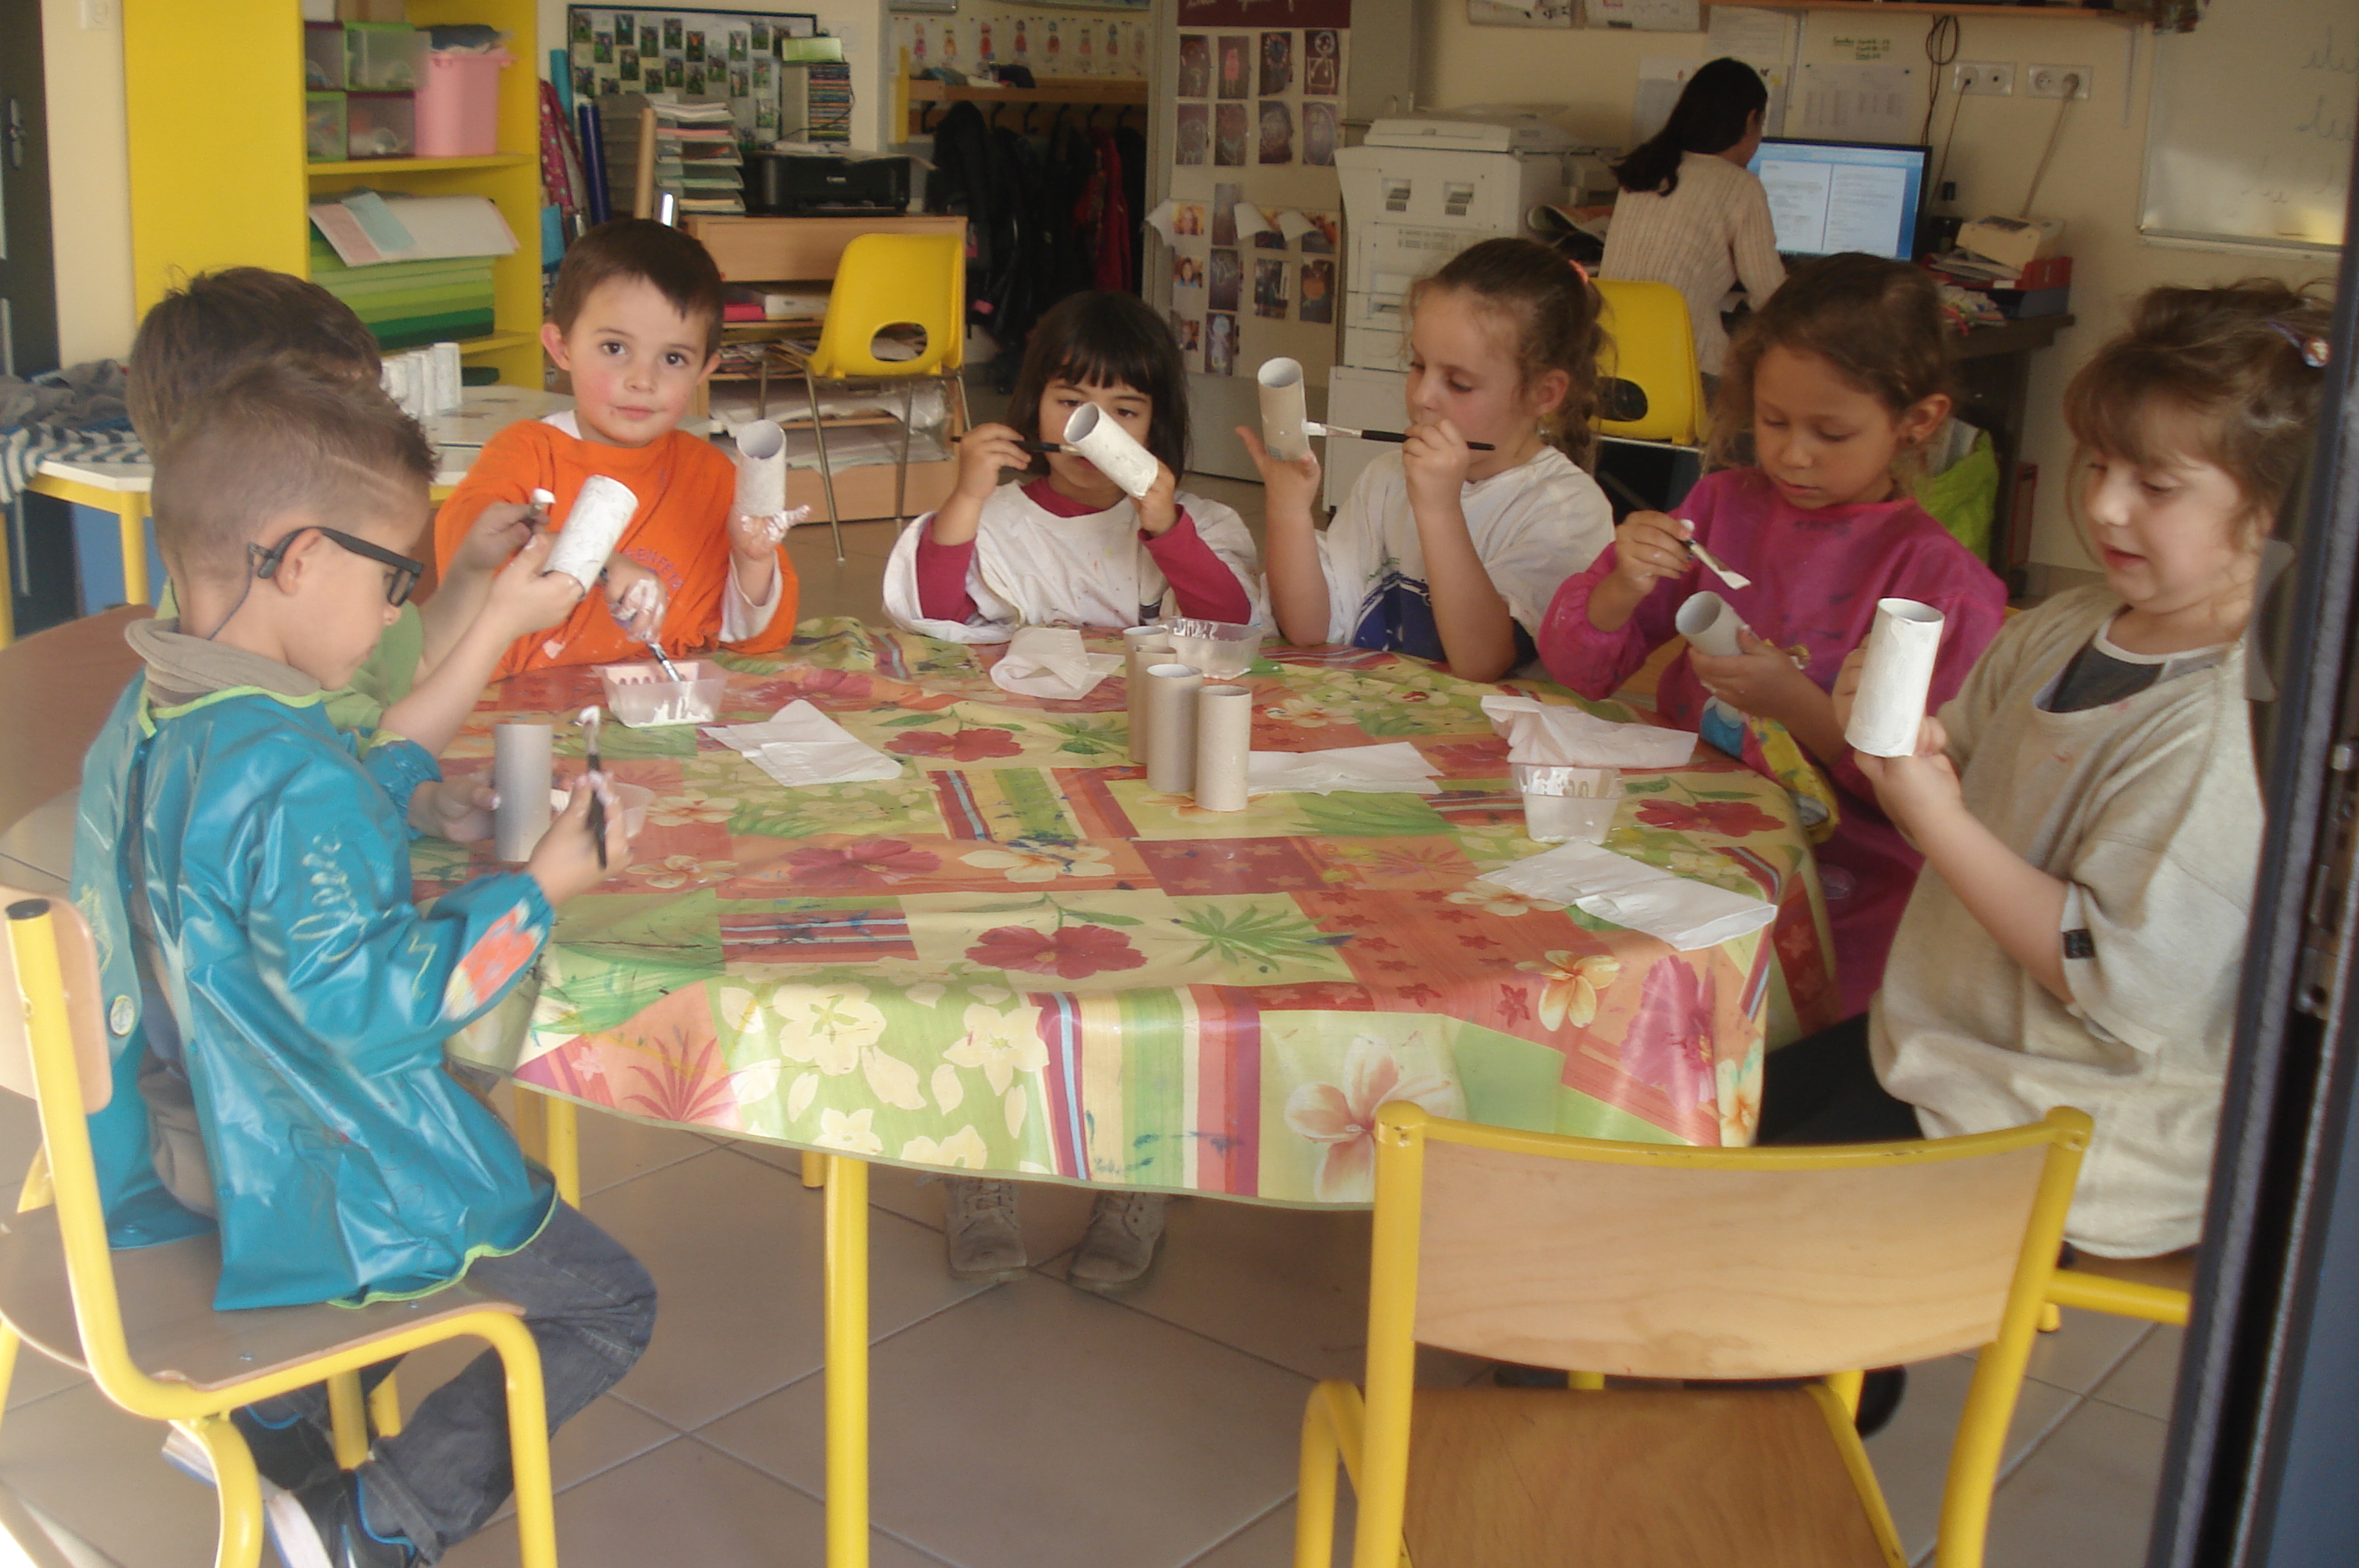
[1257,358,1311,462]
[1062,403,1161,499]
[543,475,639,592]
[734,419,788,518]
[1844,598,1947,758]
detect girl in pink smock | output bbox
[1538,255,2006,1015]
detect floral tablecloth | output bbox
[426,620,1840,1206]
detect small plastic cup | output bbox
[550,781,653,836]
[1164,617,1264,680]
[1513,762,1622,844]
[596,660,728,727]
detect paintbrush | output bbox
[1303,421,1496,451]
[952,436,1073,455]
[1677,529,1753,591]
[578,707,607,870]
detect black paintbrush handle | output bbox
[585,753,607,869]
[1334,427,1497,451]
[952,436,1071,454]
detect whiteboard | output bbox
[2140,0,2356,252]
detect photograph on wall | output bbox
[1174,201,1205,237]
[620,46,640,79]
[1209,248,1242,312]
[1174,252,1205,293]
[685,28,704,60]
[1299,260,1335,322]
[1215,105,1247,167]
[1175,105,1209,165]
[1177,34,1210,97]
[1217,36,1250,99]
[1253,260,1290,319]
[1211,183,1241,245]
[1259,101,1293,164]
[1255,222,1285,250]
[1303,102,1338,167]
[1299,211,1340,254]
[1169,311,1203,373]
[727,27,747,59]
[1259,32,1292,95]
[1180,0,1350,27]
[662,14,681,48]
[1206,312,1238,376]
[1305,27,1340,93]
[593,29,613,61]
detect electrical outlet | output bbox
[2027,64,2091,100]
[77,0,116,28]
[1952,62,2016,97]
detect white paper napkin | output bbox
[705,700,902,787]
[989,627,1126,700]
[1247,742,1443,796]
[1481,694,1697,769]
[1474,839,1776,950]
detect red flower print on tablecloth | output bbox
[966,923,1148,979]
[786,838,942,888]
[890,727,1024,761]
[1634,798,1784,837]
[1619,956,1718,1110]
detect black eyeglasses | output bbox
[251,526,425,607]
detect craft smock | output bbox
[1871,586,2261,1258]
[70,620,555,1310]
[1539,467,2006,1014]
[882,481,1264,643]
[1320,446,1612,665]
[435,415,800,678]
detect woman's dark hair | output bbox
[1613,58,1768,197]
[1711,253,1951,471]
[1007,291,1191,476]
[1411,237,1607,468]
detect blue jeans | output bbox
[249,1202,657,1562]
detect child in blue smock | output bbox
[71,363,652,1568]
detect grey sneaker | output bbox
[1069,1191,1168,1294]
[942,1177,1026,1282]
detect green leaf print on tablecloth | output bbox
[1174,900,1351,975]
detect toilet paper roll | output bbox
[1844,598,1947,758]
[1675,591,1747,659]
[493,723,555,862]
[1143,664,1204,794]
[1257,358,1311,463]
[1124,625,1174,767]
[1063,404,1162,499]
[544,475,640,592]
[1193,684,1254,812]
[734,420,788,517]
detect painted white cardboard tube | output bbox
[1124,626,1174,768]
[1143,663,1204,794]
[545,475,639,591]
[734,420,788,517]
[493,723,555,862]
[1675,591,1747,658]
[1193,684,1254,812]
[1063,404,1160,499]
[1257,358,1311,462]
[1845,597,1947,758]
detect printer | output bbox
[744,152,912,217]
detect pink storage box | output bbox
[414,49,514,157]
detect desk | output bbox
[431,621,1835,1565]
[1952,313,2078,594]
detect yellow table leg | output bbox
[544,1096,581,1208]
[118,497,151,606]
[803,1149,826,1189]
[824,1154,870,1568]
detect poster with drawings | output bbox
[567,7,818,147]
[1166,24,1350,379]
[896,14,1150,80]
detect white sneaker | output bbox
[942,1177,1026,1282]
[1069,1192,1167,1294]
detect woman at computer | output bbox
[1600,56,1784,384]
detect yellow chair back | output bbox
[1594,276,1707,446]
[806,232,968,380]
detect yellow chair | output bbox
[0,888,560,1568]
[793,231,970,560]
[1297,1101,2092,1568]
[2046,1249,2194,1328]
[1593,277,1709,448]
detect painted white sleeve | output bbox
[1170,493,1272,629]
[720,551,785,642]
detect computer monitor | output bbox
[1747,138,1929,264]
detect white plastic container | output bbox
[1514,762,1621,844]
[598,660,728,728]
[1164,617,1263,681]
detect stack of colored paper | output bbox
[309,239,496,350]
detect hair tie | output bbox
[2267,319,2331,368]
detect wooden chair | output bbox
[0,888,560,1568]
[0,605,150,835]
[1298,1101,2092,1568]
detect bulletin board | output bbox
[566,8,820,143]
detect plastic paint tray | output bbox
[596,660,727,728]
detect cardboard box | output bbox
[1958,216,2065,273]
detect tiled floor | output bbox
[0,502,2176,1567]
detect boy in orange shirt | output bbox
[436,219,802,678]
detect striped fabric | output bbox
[1599,152,1786,374]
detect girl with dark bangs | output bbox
[883,291,1263,645]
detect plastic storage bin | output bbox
[415,49,516,157]
[344,91,416,158]
[303,23,345,89]
[344,22,421,90]
[305,91,348,162]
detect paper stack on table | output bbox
[989,627,1126,701]
[1481,694,1697,768]
[705,700,902,787]
[1476,839,1775,950]
[1247,743,1443,796]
